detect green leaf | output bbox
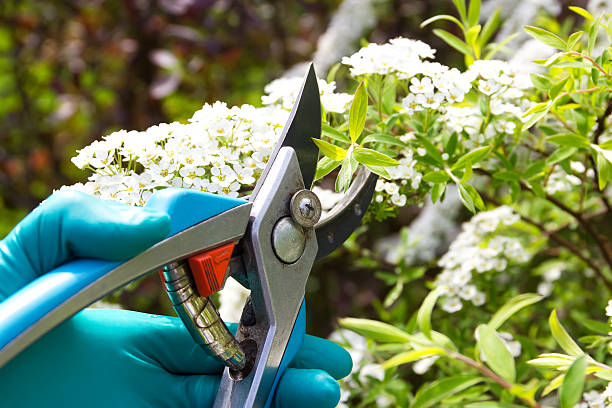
[417,135,444,165]
[365,164,390,178]
[423,171,451,183]
[312,138,347,161]
[314,156,341,181]
[595,151,612,189]
[477,324,516,383]
[461,182,485,211]
[542,373,565,396]
[326,62,341,83]
[569,6,595,21]
[431,182,446,203]
[523,161,546,180]
[522,101,552,117]
[417,286,446,341]
[458,183,475,213]
[335,156,354,192]
[420,14,465,31]
[530,74,553,92]
[362,133,408,147]
[567,31,584,50]
[489,294,543,330]
[524,25,567,50]
[547,134,589,149]
[465,25,482,48]
[548,76,570,99]
[493,171,521,181]
[412,375,483,408]
[349,82,368,143]
[522,108,550,130]
[452,146,491,170]
[433,29,473,56]
[339,317,412,343]
[559,355,587,408]
[478,8,501,47]
[588,14,603,55]
[451,0,468,23]
[381,347,447,369]
[381,76,397,114]
[546,147,577,165]
[579,318,612,334]
[321,123,350,144]
[353,147,399,166]
[550,310,584,357]
[467,0,481,27]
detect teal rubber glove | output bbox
[0,191,352,407]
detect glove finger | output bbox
[94,309,229,375]
[274,368,341,408]
[289,334,352,380]
[166,373,221,408]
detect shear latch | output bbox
[188,242,235,297]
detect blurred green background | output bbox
[0,0,580,336]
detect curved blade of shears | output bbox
[251,63,321,201]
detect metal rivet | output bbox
[272,217,306,264]
[290,190,322,228]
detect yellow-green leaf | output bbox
[488,293,543,331]
[433,29,472,56]
[349,82,368,143]
[417,286,446,341]
[477,324,516,383]
[569,6,595,21]
[381,347,446,369]
[524,25,567,50]
[339,317,413,343]
[352,146,399,166]
[312,138,347,161]
[550,309,583,357]
[560,355,587,408]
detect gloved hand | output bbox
[0,191,352,407]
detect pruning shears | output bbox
[0,64,377,407]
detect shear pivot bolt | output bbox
[272,217,305,264]
[290,189,322,228]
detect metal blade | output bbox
[314,169,378,260]
[251,63,321,201]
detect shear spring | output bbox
[160,261,246,370]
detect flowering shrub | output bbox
[65,0,612,406]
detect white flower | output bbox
[413,356,439,374]
[391,193,407,206]
[401,93,424,114]
[358,363,385,383]
[537,282,553,297]
[478,79,501,96]
[441,297,463,313]
[415,92,445,110]
[410,77,434,94]
[606,300,612,317]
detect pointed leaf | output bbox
[314,156,341,181]
[417,286,446,341]
[381,347,446,369]
[365,164,390,178]
[478,8,501,47]
[349,82,368,143]
[423,171,451,183]
[550,309,583,357]
[362,133,408,147]
[353,147,399,166]
[312,138,347,161]
[524,26,567,50]
[477,324,516,383]
[433,29,472,56]
[321,123,350,144]
[488,294,543,331]
[559,355,587,408]
[467,0,481,27]
[451,146,491,170]
[339,317,412,343]
[420,14,465,30]
[569,6,594,21]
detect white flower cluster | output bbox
[262,77,353,114]
[575,385,612,408]
[442,60,533,142]
[65,75,356,206]
[545,161,592,195]
[341,37,436,77]
[66,102,289,205]
[400,68,472,113]
[373,149,422,207]
[434,206,529,313]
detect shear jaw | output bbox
[214,146,319,408]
